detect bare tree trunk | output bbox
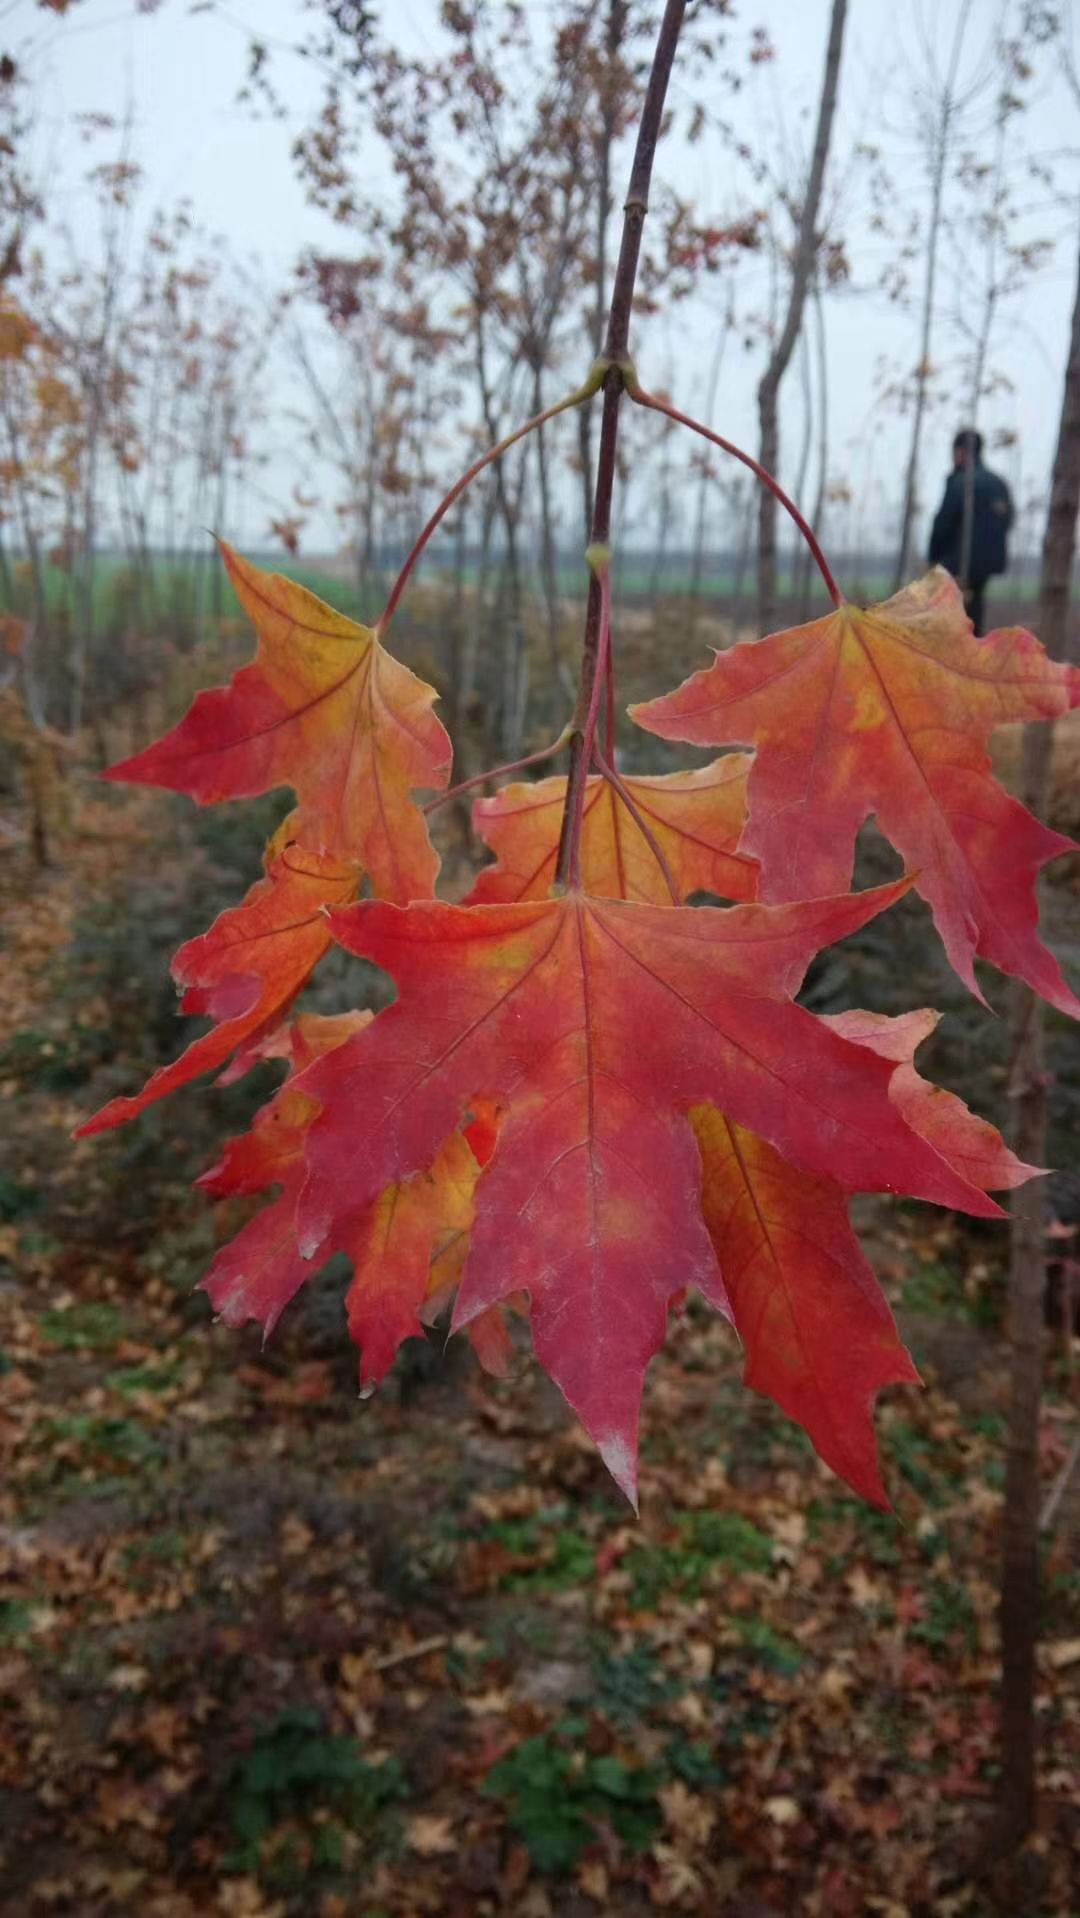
[756,0,847,631]
[1,374,49,639]
[475,315,527,756]
[448,499,467,742]
[995,226,1080,1854]
[532,359,573,698]
[650,438,674,606]
[798,274,830,620]
[210,425,231,634]
[959,100,1006,598]
[892,0,974,592]
[788,319,815,606]
[688,302,732,628]
[72,210,125,743]
[731,479,753,633]
[0,520,14,610]
[467,471,499,718]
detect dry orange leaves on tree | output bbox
[76,523,1078,1509]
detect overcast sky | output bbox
[17,0,1080,565]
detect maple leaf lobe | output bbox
[75,835,359,1138]
[197,1014,501,1379]
[690,1104,919,1507]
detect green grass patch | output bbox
[0,1598,34,1644]
[39,1302,127,1351]
[589,1641,679,1724]
[884,1419,954,1506]
[901,1258,998,1329]
[120,1529,187,1572]
[730,1616,803,1675]
[710,1683,781,1749]
[664,1735,727,1788]
[910,1578,978,1660]
[808,1496,903,1568]
[1,1024,114,1093]
[0,1173,44,1222]
[224,1706,407,1879]
[625,1509,773,1609]
[485,1734,660,1874]
[106,1361,184,1396]
[29,1412,166,1476]
[478,1503,597,1592]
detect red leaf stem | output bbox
[378,373,604,637]
[629,380,843,609]
[422,731,571,815]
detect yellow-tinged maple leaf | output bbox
[344,1117,501,1386]
[104,543,451,897]
[465,757,756,905]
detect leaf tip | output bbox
[595,1428,640,1512]
[72,1102,122,1140]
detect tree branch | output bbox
[554,0,688,889]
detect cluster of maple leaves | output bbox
[77,543,1080,1508]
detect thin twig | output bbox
[378,371,604,637]
[372,1634,448,1673]
[423,731,571,815]
[1039,1430,1080,1535]
[629,382,844,611]
[553,0,689,886]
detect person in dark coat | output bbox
[928,429,1014,635]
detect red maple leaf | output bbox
[631,570,1080,1013]
[459,784,1033,1504]
[293,883,1001,1504]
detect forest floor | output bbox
[1,661,1079,1918]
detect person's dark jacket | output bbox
[928,460,1014,582]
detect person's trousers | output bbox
[962,578,988,636]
